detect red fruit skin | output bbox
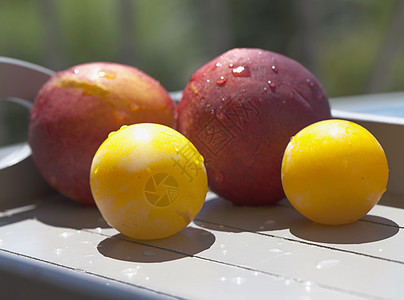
[29,62,176,205]
[177,48,331,205]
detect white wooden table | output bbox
[0,57,403,299]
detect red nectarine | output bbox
[29,62,176,205]
[177,48,331,205]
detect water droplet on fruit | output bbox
[217,111,225,119]
[271,65,278,73]
[108,131,116,138]
[232,66,251,77]
[216,76,227,86]
[267,81,276,92]
[215,62,222,68]
[213,170,225,183]
[228,63,234,68]
[130,103,139,112]
[306,78,315,88]
[206,79,211,83]
[120,125,128,130]
[73,68,80,74]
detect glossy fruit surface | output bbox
[281,119,389,225]
[90,123,208,239]
[177,48,331,205]
[29,62,176,205]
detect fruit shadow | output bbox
[97,227,215,263]
[0,192,109,230]
[289,214,400,244]
[196,195,400,244]
[194,195,304,233]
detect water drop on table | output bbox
[143,250,155,257]
[59,232,74,238]
[231,277,246,285]
[304,281,314,292]
[122,267,139,279]
[316,259,340,269]
[264,219,275,225]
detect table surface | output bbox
[0,188,403,300]
[1,57,403,299]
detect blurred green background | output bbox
[1,0,403,98]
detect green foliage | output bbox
[0,0,402,96]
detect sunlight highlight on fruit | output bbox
[281,119,389,225]
[90,123,208,240]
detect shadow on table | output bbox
[195,195,400,244]
[97,227,215,263]
[194,195,304,233]
[0,192,109,230]
[289,214,400,244]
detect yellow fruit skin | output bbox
[90,123,208,239]
[281,119,389,225]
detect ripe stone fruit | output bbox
[281,119,389,225]
[29,62,176,205]
[177,48,331,205]
[90,123,208,240]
